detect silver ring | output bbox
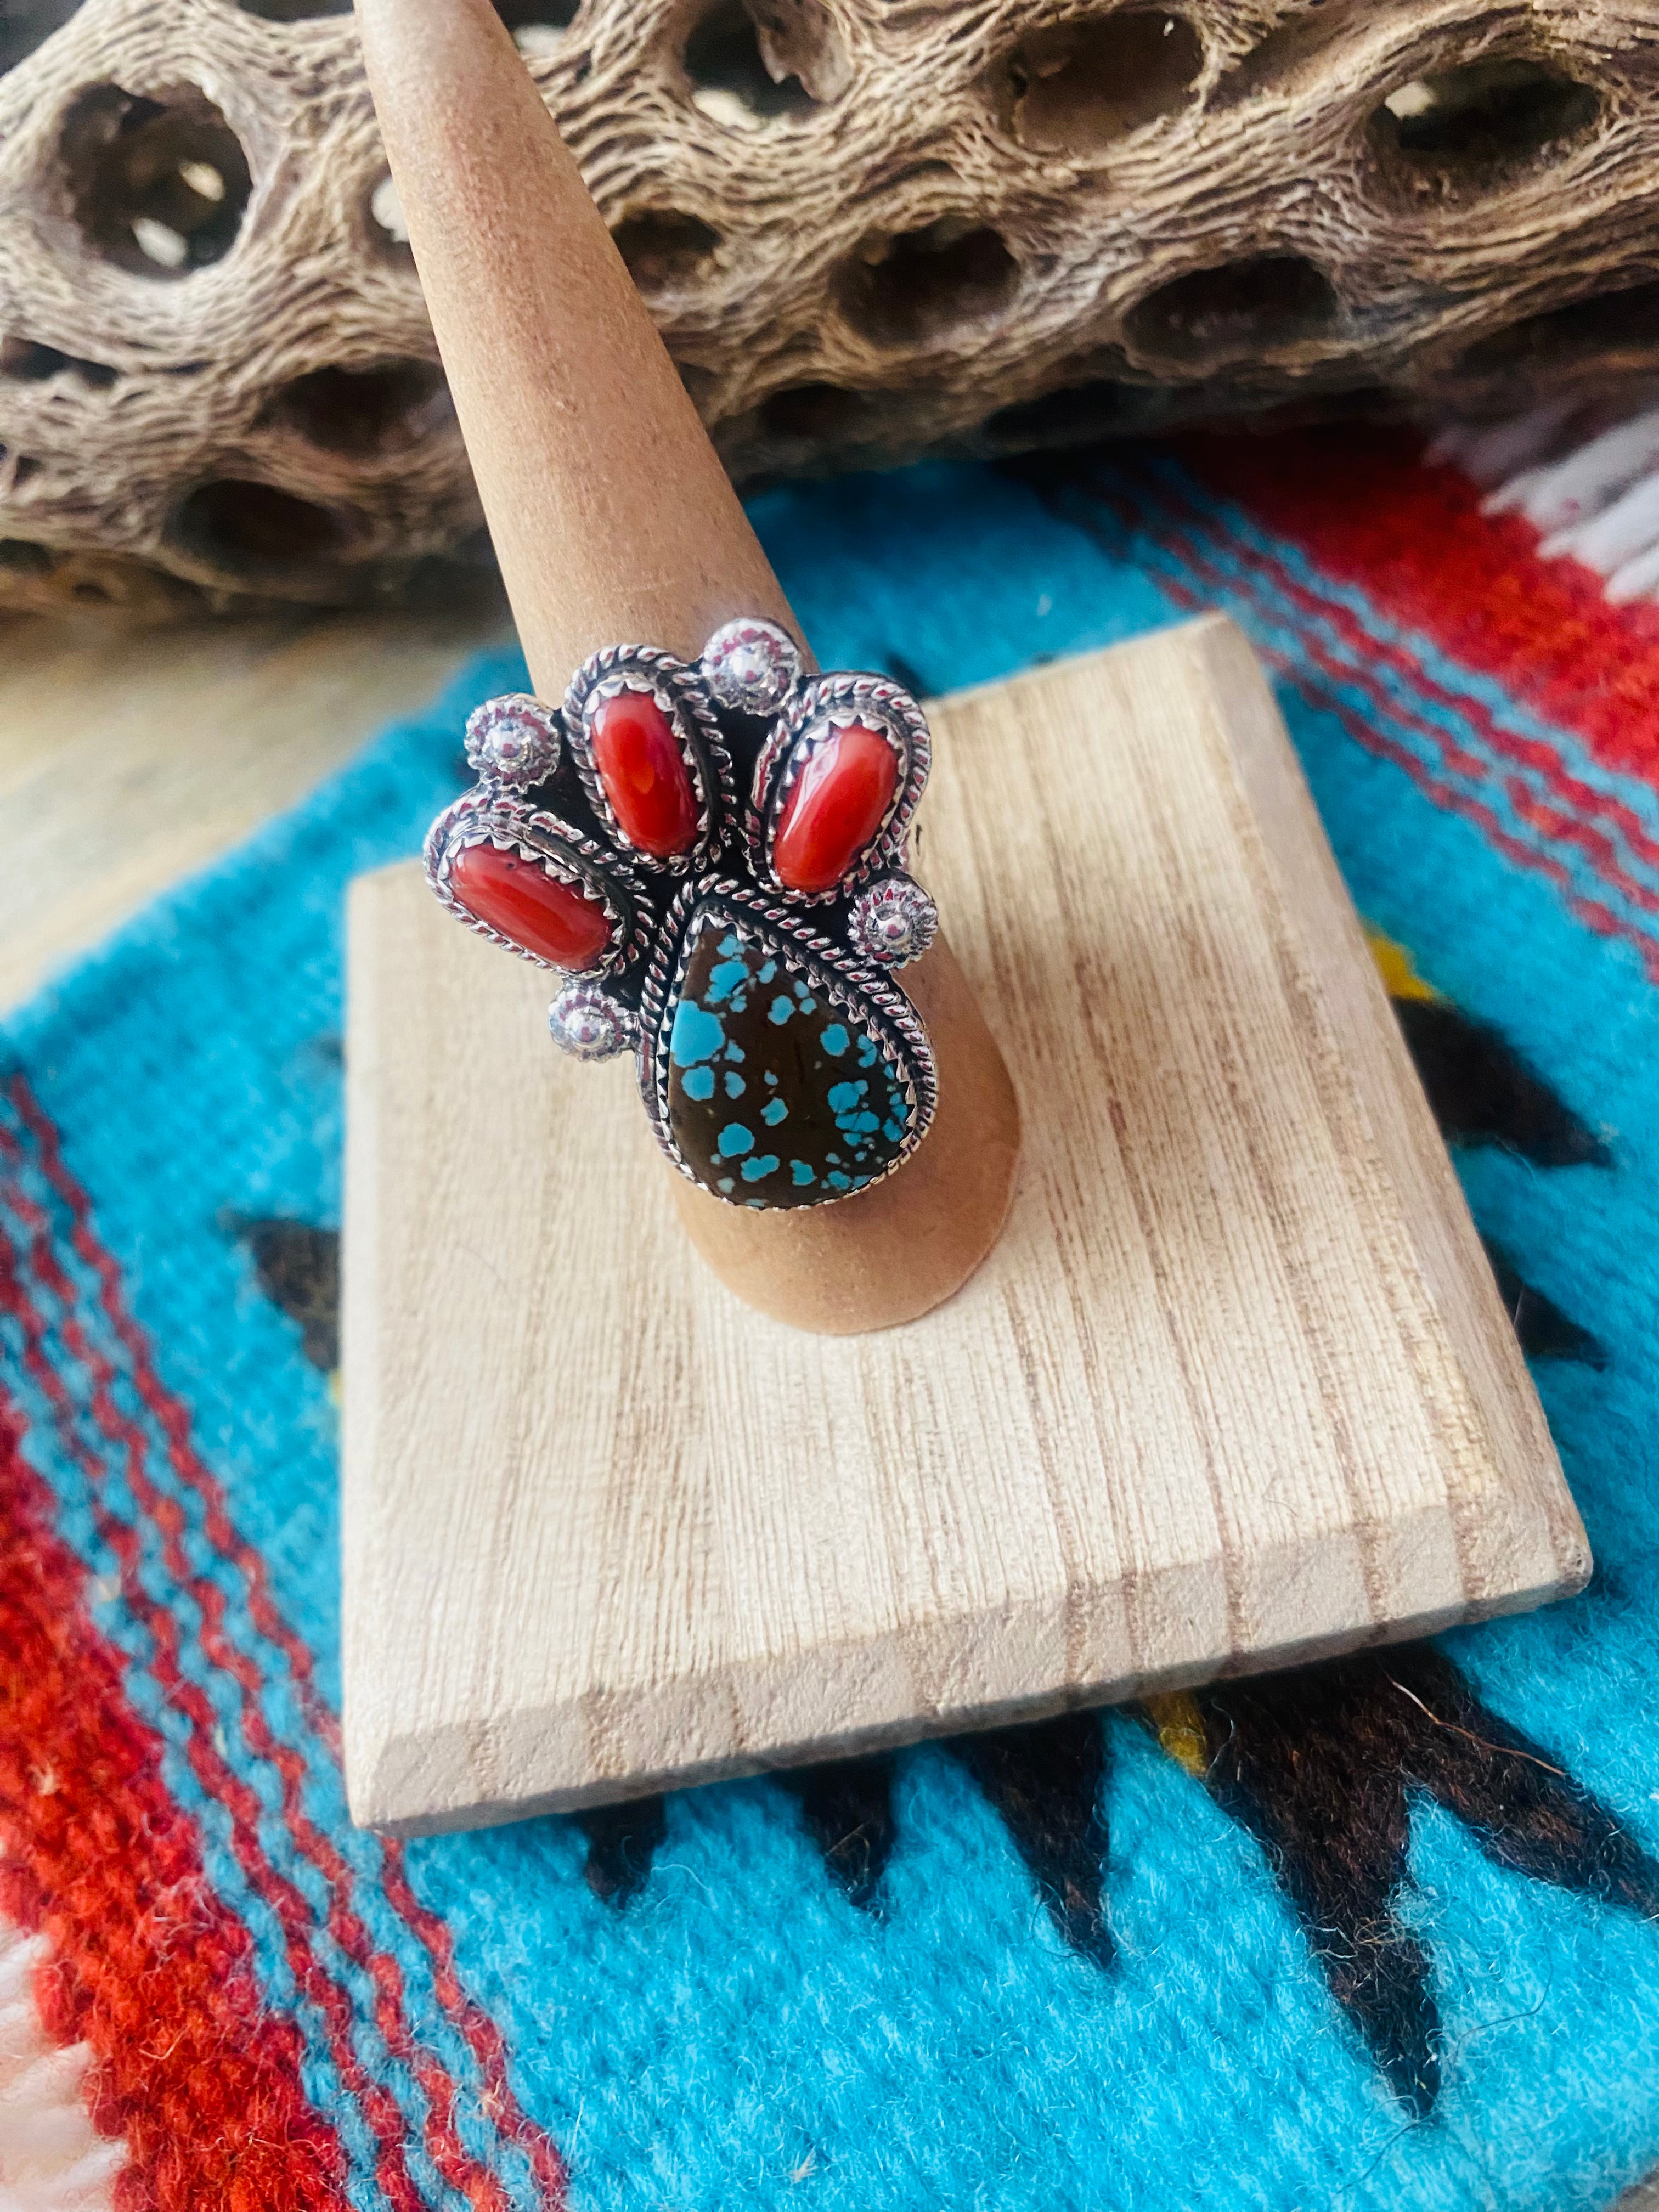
[424,617,939,1211]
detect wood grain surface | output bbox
[341,614,1588,1836]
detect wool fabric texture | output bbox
[4,427,1659,2210]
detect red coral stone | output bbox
[449,842,612,970]
[773,723,899,894]
[591,689,699,857]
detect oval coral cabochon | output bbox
[772,721,899,894]
[661,907,916,1206]
[448,840,614,971]
[590,689,700,859]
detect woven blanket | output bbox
[5,427,1659,2212]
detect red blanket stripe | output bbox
[1139,455,1659,902]
[2,1168,512,2212]
[0,1399,349,2212]
[1102,478,1659,979]
[7,1079,570,2210]
[0,1216,436,2212]
[1186,428,1659,794]
[373,1854,570,2211]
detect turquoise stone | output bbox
[663,908,915,1207]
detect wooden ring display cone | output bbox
[356,0,1019,1333]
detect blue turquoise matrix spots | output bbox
[663,906,914,1207]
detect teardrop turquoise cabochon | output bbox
[661,906,917,1208]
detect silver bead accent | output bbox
[849,877,938,968]
[465,694,562,789]
[549,981,635,1060]
[700,618,802,716]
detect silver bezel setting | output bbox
[424,791,646,979]
[748,673,931,906]
[464,693,563,790]
[700,617,803,716]
[848,875,938,968]
[636,877,938,1200]
[425,631,942,1211]
[563,645,736,876]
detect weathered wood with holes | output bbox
[2,0,1659,613]
[341,614,1587,1835]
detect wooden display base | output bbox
[341,616,1588,1837]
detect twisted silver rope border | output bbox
[746,673,932,906]
[424,791,652,979]
[635,876,938,1198]
[563,644,738,878]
